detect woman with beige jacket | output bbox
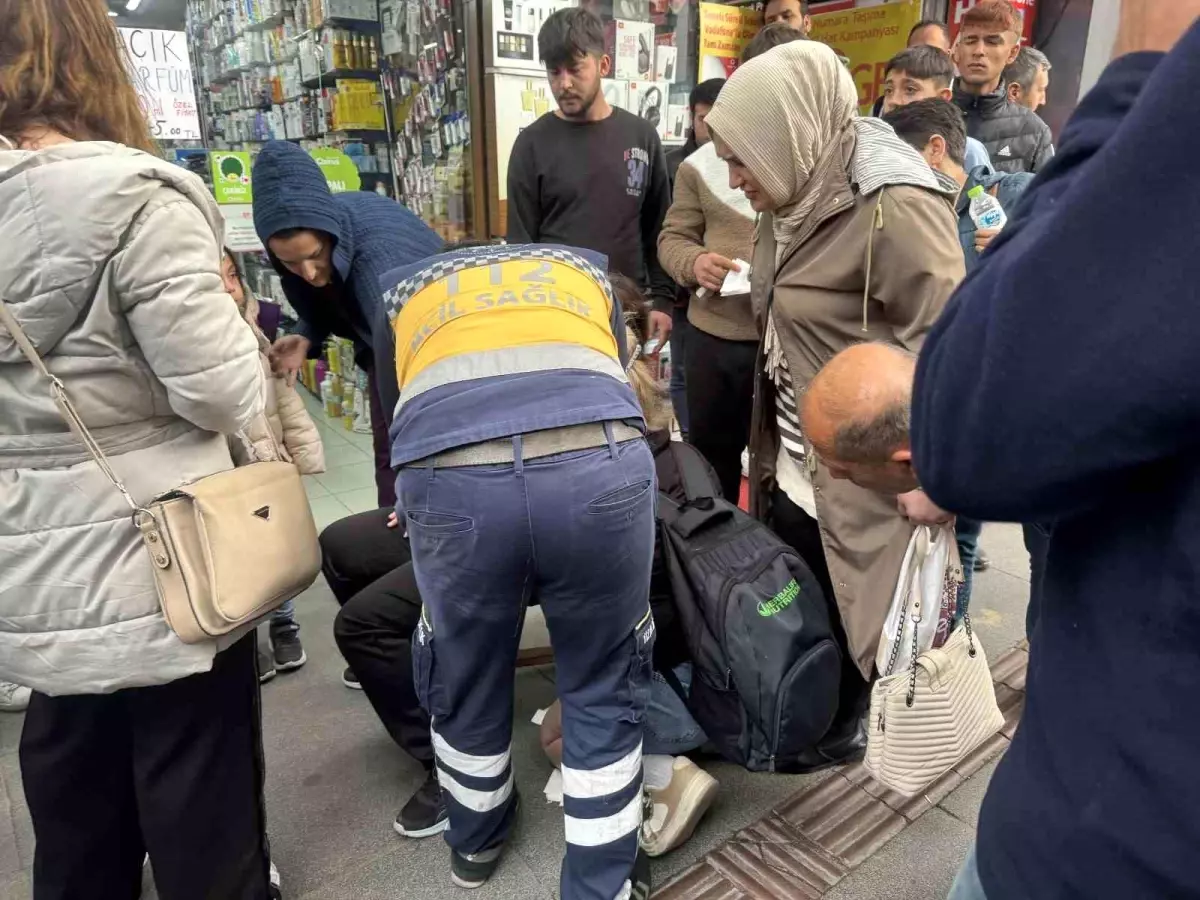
[704,40,965,768]
[221,249,325,679]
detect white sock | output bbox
[643,754,675,791]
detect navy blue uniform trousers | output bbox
[401,428,656,900]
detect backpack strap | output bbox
[659,666,690,708]
[668,441,720,502]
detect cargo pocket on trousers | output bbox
[625,606,657,724]
[412,605,437,717]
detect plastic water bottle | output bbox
[968,185,1007,231]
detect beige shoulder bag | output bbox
[0,301,322,644]
[865,526,1004,796]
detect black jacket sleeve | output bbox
[911,47,1183,523]
[641,132,676,315]
[1029,118,1056,173]
[505,131,539,244]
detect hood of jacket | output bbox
[0,141,224,363]
[251,141,356,282]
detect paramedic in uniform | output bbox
[382,245,656,900]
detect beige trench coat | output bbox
[747,131,965,679]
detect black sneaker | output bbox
[258,647,277,685]
[342,667,362,690]
[394,769,449,839]
[272,631,307,672]
[449,794,520,889]
[973,549,991,572]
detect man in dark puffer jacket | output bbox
[952,0,1053,174]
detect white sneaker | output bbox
[0,681,31,712]
[639,757,719,857]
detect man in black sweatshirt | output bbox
[506,8,674,345]
[915,3,1200,897]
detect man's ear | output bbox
[939,86,953,101]
[599,53,612,78]
[890,447,913,465]
[1007,82,1022,103]
[1005,41,1021,65]
[802,14,812,35]
[927,134,948,168]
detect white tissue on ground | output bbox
[543,768,564,805]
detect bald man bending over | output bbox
[800,344,951,525]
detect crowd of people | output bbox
[3,0,1200,898]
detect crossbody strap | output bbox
[0,300,142,514]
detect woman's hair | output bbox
[0,0,155,152]
[607,274,672,432]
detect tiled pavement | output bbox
[0,393,1032,899]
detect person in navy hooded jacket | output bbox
[912,4,1200,898]
[252,141,443,506]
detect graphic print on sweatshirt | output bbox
[625,146,649,197]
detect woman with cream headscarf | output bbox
[705,40,965,768]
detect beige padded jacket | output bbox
[231,295,326,475]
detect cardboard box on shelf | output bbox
[654,44,677,82]
[612,19,655,81]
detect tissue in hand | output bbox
[719,259,752,296]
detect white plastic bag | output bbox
[875,525,955,677]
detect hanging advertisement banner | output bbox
[309,148,363,193]
[950,0,1037,43]
[809,0,923,114]
[697,2,761,80]
[118,28,202,141]
[208,151,262,253]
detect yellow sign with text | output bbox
[697,2,761,81]
[810,0,923,114]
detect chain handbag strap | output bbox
[0,299,146,520]
[884,525,932,679]
[904,524,976,707]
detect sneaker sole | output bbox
[342,674,363,690]
[642,772,719,858]
[276,650,308,672]
[393,816,449,839]
[450,872,487,890]
[259,669,277,685]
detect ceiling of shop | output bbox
[108,0,189,31]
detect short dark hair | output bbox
[883,98,968,168]
[1003,46,1051,93]
[689,78,724,111]
[907,19,950,45]
[740,22,806,64]
[884,46,954,88]
[538,8,605,70]
[764,0,809,14]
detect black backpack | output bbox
[658,443,841,772]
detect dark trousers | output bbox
[770,487,871,732]
[669,306,690,438]
[367,371,396,508]
[401,435,656,900]
[1023,522,1051,638]
[321,509,432,769]
[19,633,270,900]
[685,326,758,503]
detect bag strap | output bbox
[0,300,141,515]
[668,441,719,503]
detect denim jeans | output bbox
[955,517,984,618]
[269,599,298,636]
[947,847,988,900]
[644,663,706,756]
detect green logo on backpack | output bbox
[758,579,799,617]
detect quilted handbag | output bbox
[1,299,322,644]
[865,528,1004,796]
